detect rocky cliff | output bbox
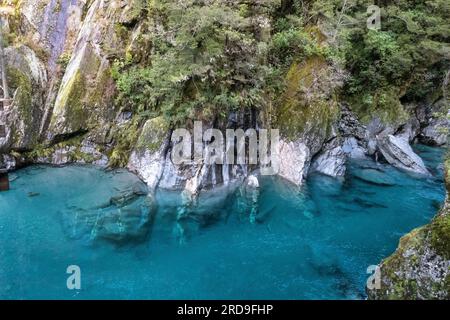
[1,1,447,190]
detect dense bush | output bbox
[112,0,450,127]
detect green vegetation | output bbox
[108,119,142,168]
[112,0,449,137]
[53,70,87,133]
[430,209,450,260]
[113,0,271,126]
[333,0,450,122]
[6,66,33,141]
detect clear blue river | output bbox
[0,145,445,299]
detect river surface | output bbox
[0,145,445,299]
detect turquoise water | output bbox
[0,145,446,299]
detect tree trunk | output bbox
[0,20,9,100]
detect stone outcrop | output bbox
[368,161,450,299]
[377,134,430,175]
[0,45,47,151]
[276,139,310,186]
[310,138,346,177]
[127,117,171,190]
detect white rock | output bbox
[342,137,367,159]
[276,139,310,186]
[310,146,346,177]
[247,175,259,188]
[377,134,430,175]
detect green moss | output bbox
[108,120,142,168]
[108,116,169,168]
[6,66,34,141]
[445,159,450,193]
[135,116,169,153]
[7,66,32,108]
[429,212,450,260]
[348,88,409,125]
[56,53,71,71]
[53,0,61,14]
[24,133,102,164]
[444,274,450,297]
[54,70,87,132]
[86,65,113,108]
[275,57,339,140]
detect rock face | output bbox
[127,117,171,190]
[47,0,124,140]
[0,0,446,192]
[0,45,47,152]
[418,98,449,146]
[276,139,310,186]
[310,138,346,177]
[19,0,85,71]
[377,134,430,175]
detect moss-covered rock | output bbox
[51,70,87,134]
[368,160,450,300]
[135,116,170,153]
[23,134,108,166]
[3,45,47,151]
[275,56,342,154]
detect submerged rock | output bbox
[352,168,396,186]
[237,175,260,224]
[96,195,155,243]
[62,178,155,244]
[377,135,430,175]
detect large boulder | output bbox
[342,137,366,159]
[310,138,346,177]
[367,158,450,300]
[368,204,450,299]
[421,119,449,146]
[377,134,430,175]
